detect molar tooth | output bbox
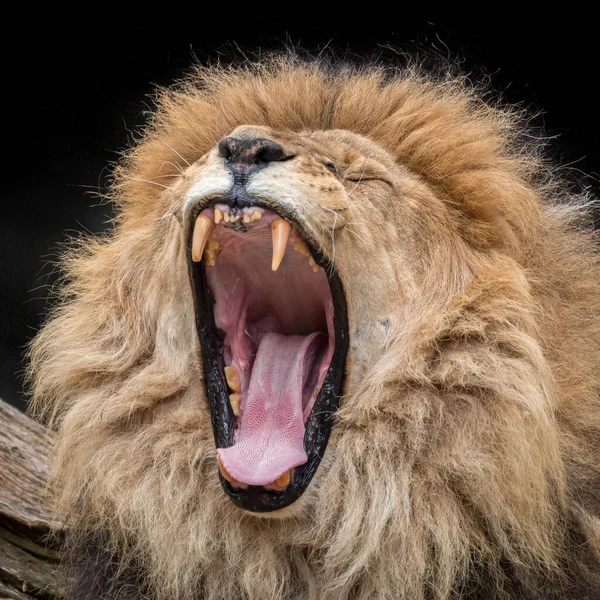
[293,240,311,257]
[224,366,241,393]
[229,393,241,417]
[214,207,223,224]
[308,256,320,273]
[276,471,291,488]
[271,219,292,272]
[204,240,222,267]
[250,210,262,222]
[217,455,239,485]
[192,215,215,262]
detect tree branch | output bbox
[0,398,65,599]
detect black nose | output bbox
[218,137,286,166]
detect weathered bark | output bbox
[0,398,65,599]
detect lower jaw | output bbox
[188,201,349,512]
[192,269,348,513]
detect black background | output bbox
[2,17,599,412]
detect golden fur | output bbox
[28,56,600,599]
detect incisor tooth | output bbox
[243,214,251,223]
[214,208,223,224]
[217,455,238,485]
[223,212,230,223]
[271,219,292,271]
[224,366,241,392]
[276,471,291,488]
[250,211,262,222]
[229,393,241,417]
[192,215,215,262]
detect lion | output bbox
[28,55,600,599]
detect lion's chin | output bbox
[189,198,348,512]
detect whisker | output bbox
[318,206,340,266]
[155,197,185,221]
[159,161,185,175]
[346,163,368,196]
[343,226,366,244]
[157,139,192,168]
[125,177,174,191]
[318,205,348,224]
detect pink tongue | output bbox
[217,332,324,486]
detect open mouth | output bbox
[188,198,348,512]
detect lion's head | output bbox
[29,57,600,599]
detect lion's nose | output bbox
[218,137,286,166]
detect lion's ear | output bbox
[27,218,195,429]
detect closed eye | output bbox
[342,158,393,186]
[342,171,393,187]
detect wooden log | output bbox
[0,398,66,599]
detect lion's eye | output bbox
[342,158,392,186]
[324,161,337,174]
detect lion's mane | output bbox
[29,56,600,599]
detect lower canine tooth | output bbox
[276,471,291,488]
[229,393,241,417]
[192,215,215,262]
[224,366,241,392]
[271,219,292,271]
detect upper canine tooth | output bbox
[224,366,241,392]
[192,215,215,262]
[271,219,292,271]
